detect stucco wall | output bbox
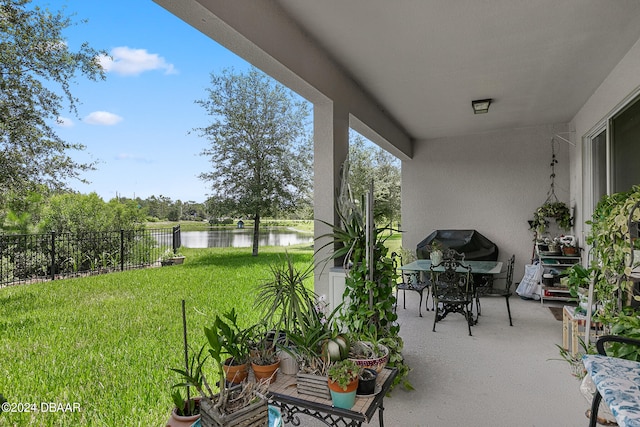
[402,124,571,279]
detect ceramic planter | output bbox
[276,349,299,375]
[430,250,443,266]
[348,342,389,373]
[328,377,359,409]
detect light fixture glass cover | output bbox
[472,98,492,114]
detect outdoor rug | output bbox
[549,306,563,321]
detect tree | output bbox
[38,193,145,234]
[348,132,401,226]
[0,0,106,201]
[195,67,312,256]
[372,147,401,227]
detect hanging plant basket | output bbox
[530,201,573,234]
[529,138,573,235]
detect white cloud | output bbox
[97,46,177,76]
[56,116,74,127]
[115,153,152,164]
[84,111,123,126]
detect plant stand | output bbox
[200,397,268,427]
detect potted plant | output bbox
[254,253,316,375]
[248,323,280,384]
[530,201,573,234]
[427,240,444,265]
[173,315,270,427]
[212,308,253,385]
[562,264,594,315]
[160,248,186,266]
[282,300,344,399]
[169,388,201,426]
[327,359,360,409]
[356,368,378,396]
[586,185,640,324]
[559,235,579,256]
[347,339,389,374]
[255,253,316,333]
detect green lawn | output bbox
[0,246,313,426]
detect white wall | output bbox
[402,124,571,278]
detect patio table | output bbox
[400,259,503,275]
[400,259,503,324]
[267,367,398,427]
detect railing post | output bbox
[50,231,56,281]
[172,225,181,254]
[120,229,125,271]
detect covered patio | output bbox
[153,1,640,424]
[155,0,640,297]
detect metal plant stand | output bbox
[268,367,397,427]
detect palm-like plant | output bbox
[255,252,316,335]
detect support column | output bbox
[313,101,349,299]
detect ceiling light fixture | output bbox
[472,98,492,114]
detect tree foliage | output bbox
[0,0,106,200]
[38,192,146,234]
[195,67,312,255]
[348,132,401,226]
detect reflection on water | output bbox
[181,228,313,248]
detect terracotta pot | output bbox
[328,377,359,393]
[165,397,201,427]
[223,358,249,384]
[562,246,578,256]
[251,359,280,384]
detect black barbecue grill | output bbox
[416,229,499,262]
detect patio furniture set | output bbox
[393,243,514,335]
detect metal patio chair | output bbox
[391,252,431,317]
[430,248,474,336]
[474,254,516,326]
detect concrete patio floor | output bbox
[298,296,592,427]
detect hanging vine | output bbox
[529,138,573,234]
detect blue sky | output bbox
[48,0,256,203]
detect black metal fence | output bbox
[0,226,181,287]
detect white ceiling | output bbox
[274,0,640,139]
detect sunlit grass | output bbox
[0,246,313,426]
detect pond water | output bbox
[180,228,313,248]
